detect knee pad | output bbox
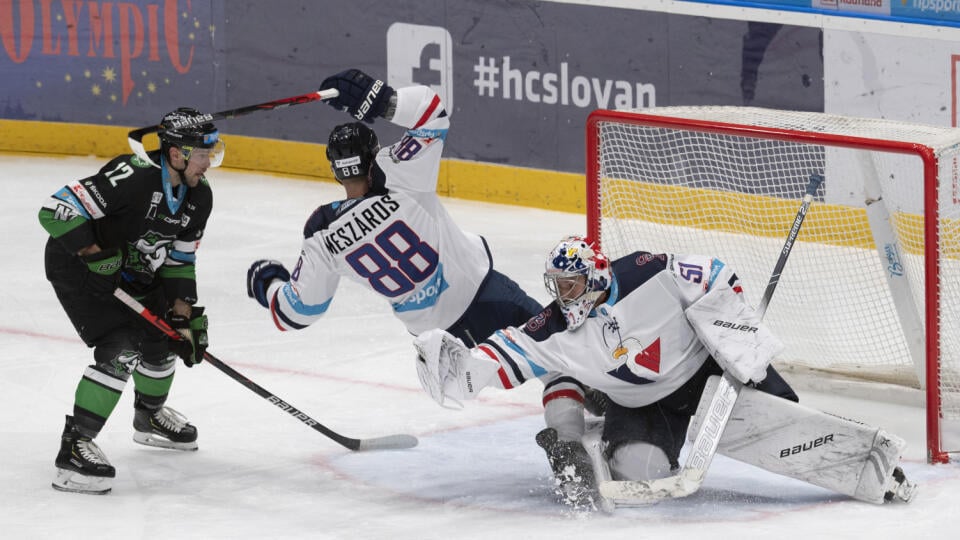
[608,441,673,481]
[93,333,141,379]
[543,396,585,442]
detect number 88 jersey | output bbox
[264,85,493,335]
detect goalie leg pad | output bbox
[689,375,913,504]
[582,422,616,512]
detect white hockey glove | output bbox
[684,286,783,384]
[413,329,501,409]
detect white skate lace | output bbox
[153,407,190,433]
[76,439,111,466]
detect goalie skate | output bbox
[133,406,198,451]
[536,427,598,510]
[884,467,918,503]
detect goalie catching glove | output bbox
[167,307,208,367]
[413,329,501,409]
[319,69,395,123]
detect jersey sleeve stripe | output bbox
[542,388,584,406]
[412,94,442,129]
[494,329,547,377]
[67,181,105,219]
[482,338,530,386]
[477,345,515,389]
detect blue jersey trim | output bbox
[494,329,547,377]
[281,282,331,316]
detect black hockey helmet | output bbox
[326,122,379,182]
[158,107,224,166]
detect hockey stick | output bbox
[599,173,824,504]
[113,288,418,451]
[128,88,340,167]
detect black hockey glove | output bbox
[80,248,123,298]
[168,307,208,367]
[247,259,291,308]
[319,69,395,123]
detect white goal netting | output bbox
[587,106,960,462]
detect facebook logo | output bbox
[386,23,453,110]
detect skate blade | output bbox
[133,431,198,451]
[894,479,919,503]
[52,468,112,495]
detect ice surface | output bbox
[3,154,958,539]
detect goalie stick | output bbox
[113,288,418,452]
[127,88,340,167]
[599,173,824,504]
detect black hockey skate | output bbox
[52,415,115,495]
[133,406,198,451]
[884,466,918,503]
[536,427,598,509]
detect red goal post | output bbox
[586,107,960,463]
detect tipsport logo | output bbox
[386,23,454,110]
[391,265,450,313]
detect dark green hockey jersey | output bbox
[38,151,213,303]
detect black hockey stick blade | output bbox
[113,288,418,452]
[128,88,340,166]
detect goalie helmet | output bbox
[326,122,379,182]
[158,107,224,167]
[543,235,611,331]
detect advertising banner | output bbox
[0,0,225,125]
[0,0,823,174]
[683,0,960,26]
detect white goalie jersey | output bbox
[265,86,492,335]
[470,252,774,408]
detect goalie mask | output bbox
[543,235,611,331]
[326,122,379,183]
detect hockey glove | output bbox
[80,248,123,298]
[168,307,208,367]
[247,259,291,308]
[319,69,395,123]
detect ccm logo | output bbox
[712,320,758,333]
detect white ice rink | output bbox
[3,154,960,539]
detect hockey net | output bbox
[586,107,960,463]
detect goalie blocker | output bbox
[599,375,918,505]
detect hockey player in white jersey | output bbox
[415,235,917,507]
[245,70,587,482]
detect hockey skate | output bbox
[52,415,115,495]
[133,406,198,451]
[884,467,918,503]
[536,427,599,509]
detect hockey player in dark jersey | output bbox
[38,107,224,494]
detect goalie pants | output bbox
[601,358,798,468]
[45,238,175,438]
[446,269,542,344]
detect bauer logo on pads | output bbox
[386,23,453,111]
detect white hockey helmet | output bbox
[543,235,611,331]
